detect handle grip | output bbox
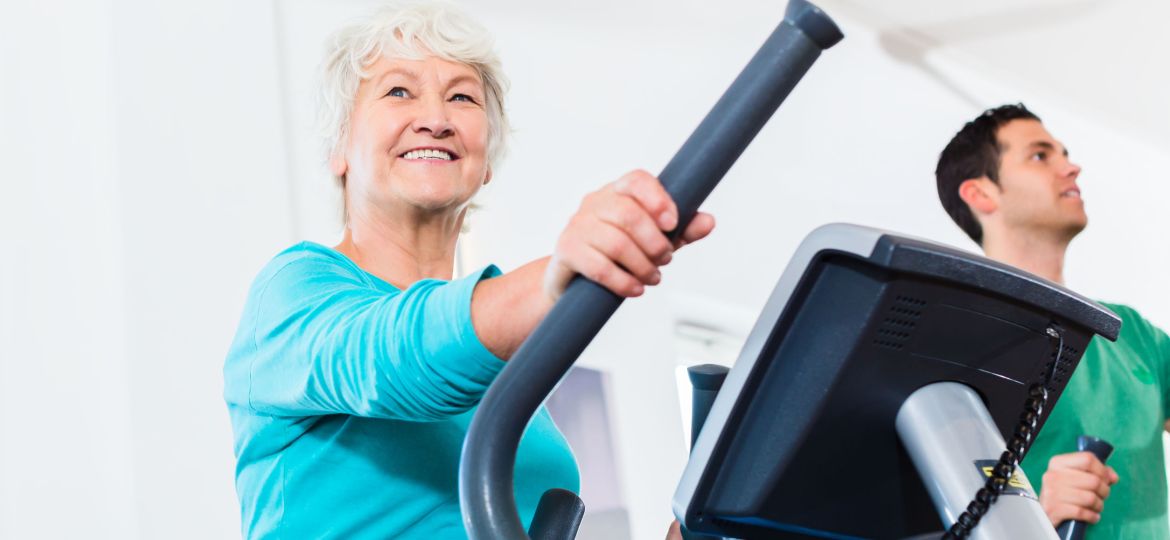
[459,3,842,539]
[1055,436,1114,540]
[687,364,730,450]
[527,489,586,540]
[682,365,730,540]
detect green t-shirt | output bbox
[1022,302,1170,539]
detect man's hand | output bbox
[665,520,683,540]
[545,169,715,301]
[1039,451,1119,525]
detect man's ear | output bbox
[482,166,492,186]
[329,151,348,178]
[958,177,999,216]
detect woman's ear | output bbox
[958,177,999,216]
[482,166,492,186]
[329,151,348,178]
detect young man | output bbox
[935,104,1170,538]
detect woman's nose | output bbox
[412,97,454,138]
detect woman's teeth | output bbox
[402,149,453,160]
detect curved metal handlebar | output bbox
[459,3,843,539]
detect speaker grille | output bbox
[873,296,925,351]
[1039,344,1080,385]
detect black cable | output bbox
[941,326,1065,539]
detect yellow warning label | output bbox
[973,459,1037,500]
[980,465,1030,489]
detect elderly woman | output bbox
[224,2,713,538]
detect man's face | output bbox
[991,119,1087,240]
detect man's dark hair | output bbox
[935,103,1040,245]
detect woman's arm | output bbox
[231,171,712,417]
[470,170,715,359]
[468,257,554,360]
[234,257,505,421]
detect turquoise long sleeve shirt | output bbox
[224,242,580,539]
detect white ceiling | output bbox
[821,0,1170,145]
[446,0,1170,145]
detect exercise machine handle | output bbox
[688,364,730,450]
[527,488,586,540]
[459,3,842,539]
[459,4,842,539]
[683,365,731,540]
[1055,436,1114,540]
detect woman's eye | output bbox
[387,87,409,98]
[451,93,478,104]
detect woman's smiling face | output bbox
[333,53,491,220]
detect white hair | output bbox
[318,1,509,187]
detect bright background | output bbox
[2,0,1167,538]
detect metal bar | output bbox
[896,382,1057,540]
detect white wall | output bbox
[108,0,292,537]
[1,1,1166,539]
[0,1,138,537]
[2,0,292,537]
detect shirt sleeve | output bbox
[1122,307,1170,422]
[1152,320,1170,422]
[241,255,506,421]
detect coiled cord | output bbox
[941,326,1065,539]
